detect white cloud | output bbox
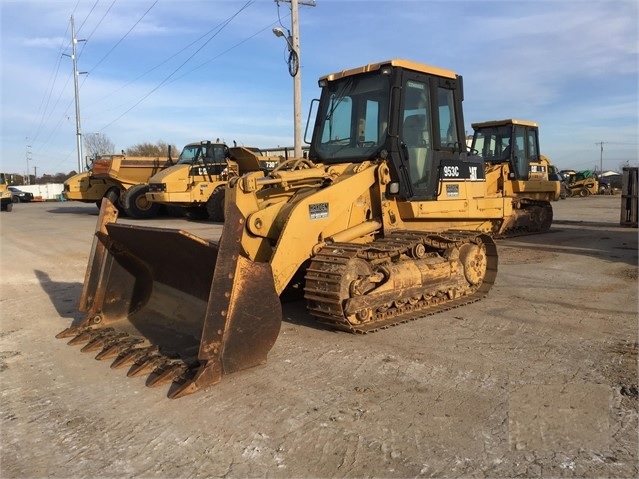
[1,0,637,174]
[22,36,67,48]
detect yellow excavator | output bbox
[57,59,537,398]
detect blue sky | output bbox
[1,0,637,177]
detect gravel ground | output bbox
[1,195,637,478]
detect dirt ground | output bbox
[1,195,637,478]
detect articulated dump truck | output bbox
[146,142,283,221]
[58,59,513,398]
[63,152,174,218]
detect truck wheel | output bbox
[101,188,125,215]
[123,184,160,219]
[578,188,589,197]
[185,207,208,220]
[206,186,225,222]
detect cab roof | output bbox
[471,119,538,129]
[319,59,457,82]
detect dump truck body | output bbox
[63,171,112,205]
[60,59,511,397]
[62,153,172,217]
[146,142,283,221]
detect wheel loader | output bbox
[470,119,559,234]
[145,141,283,221]
[57,59,516,398]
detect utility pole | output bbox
[595,141,605,173]
[275,0,316,158]
[63,16,87,174]
[25,141,32,185]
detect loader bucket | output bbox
[57,199,282,398]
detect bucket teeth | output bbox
[127,355,164,378]
[80,330,127,353]
[111,346,158,370]
[56,326,84,339]
[95,337,144,360]
[146,363,189,388]
[67,327,114,346]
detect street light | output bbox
[273,23,302,157]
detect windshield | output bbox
[176,144,227,165]
[313,73,390,162]
[177,145,203,165]
[471,125,511,162]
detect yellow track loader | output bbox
[59,59,511,398]
[470,119,559,235]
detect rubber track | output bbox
[304,230,498,334]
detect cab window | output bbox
[438,88,458,148]
[401,79,431,189]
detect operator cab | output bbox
[178,141,229,177]
[309,59,475,200]
[470,119,542,180]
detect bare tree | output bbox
[125,140,178,158]
[85,133,115,158]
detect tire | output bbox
[2,202,13,212]
[101,188,126,214]
[122,184,160,219]
[206,186,225,222]
[161,205,185,217]
[104,188,120,205]
[578,188,589,197]
[11,196,19,204]
[185,207,208,220]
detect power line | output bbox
[97,1,255,132]
[78,0,118,60]
[84,1,248,110]
[169,18,282,84]
[86,0,159,74]
[76,0,100,36]
[33,0,152,157]
[30,22,72,144]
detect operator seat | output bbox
[403,114,430,186]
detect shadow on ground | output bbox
[34,270,84,325]
[497,224,638,268]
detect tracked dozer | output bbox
[58,59,505,398]
[470,119,560,235]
